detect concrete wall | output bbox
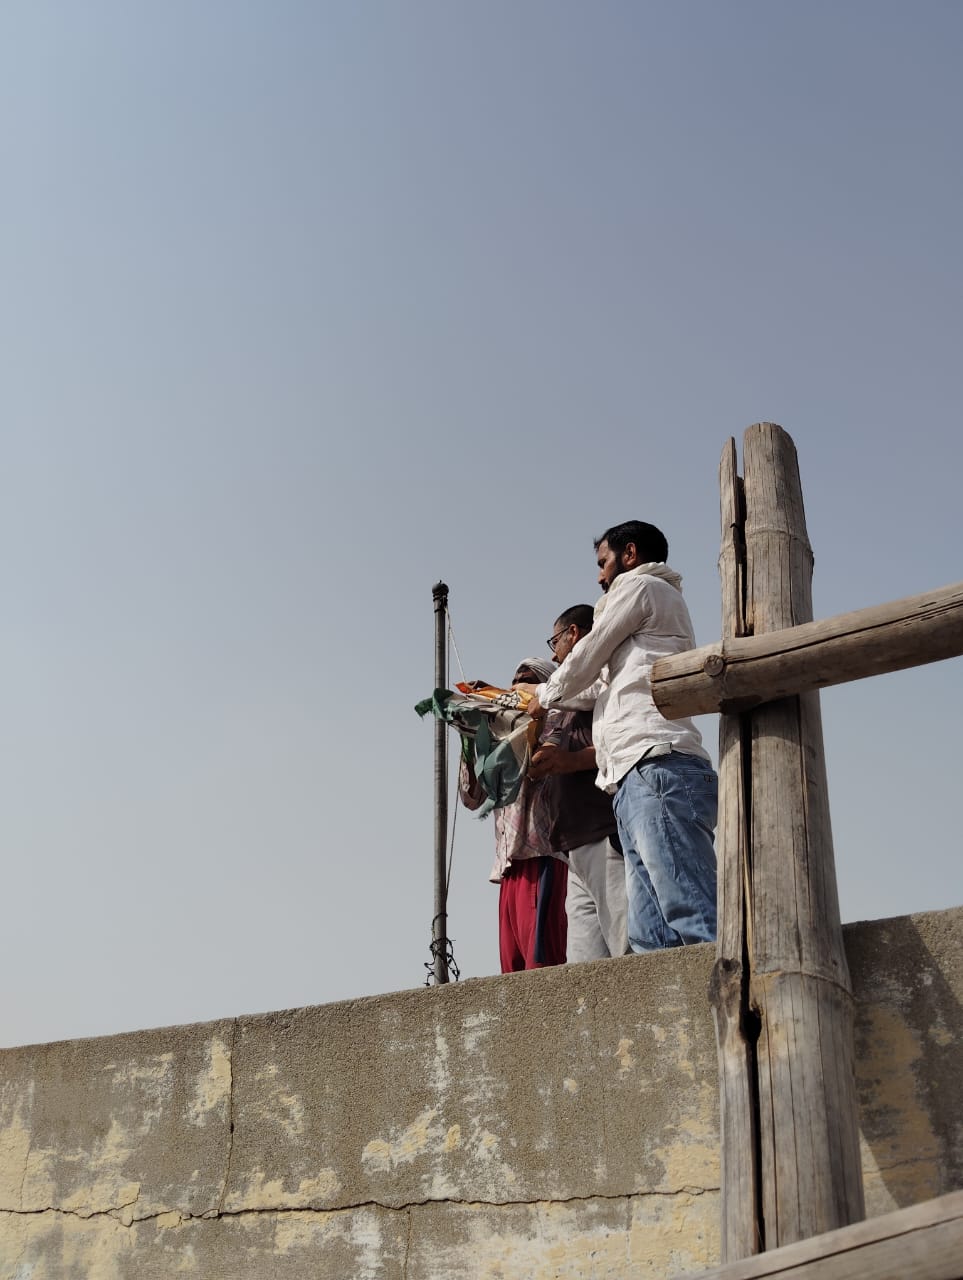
[0,907,960,1280]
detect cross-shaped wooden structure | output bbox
[649,423,963,1277]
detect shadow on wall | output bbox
[848,911,963,1214]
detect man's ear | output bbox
[621,541,639,569]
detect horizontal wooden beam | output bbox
[652,581,963,720]
[676,1189,963,1280]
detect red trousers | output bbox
[498,856,568,972]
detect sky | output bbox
[2,1,961,1049]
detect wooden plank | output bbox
[742,423,864,1246]
[676,1189,963,1279]
[651,581,963,719]
[710,438,760,1261]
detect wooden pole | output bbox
[431,581,450,985]
[651,581,963,719]
[742,423,864,1245]
[710,439,761,1261]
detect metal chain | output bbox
[423,930,461,986]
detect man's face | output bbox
[514,666,539,685]
[549,622,578,665]
[596,538,632,592]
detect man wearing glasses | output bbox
[517,521,717,955]
[529,605,628,963]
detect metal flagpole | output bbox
[431,581,450,984]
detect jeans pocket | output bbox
[686,768,718,833]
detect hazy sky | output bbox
[3,1,961,1048]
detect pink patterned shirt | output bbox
[458,710,567,882]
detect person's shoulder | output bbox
[637,566,685,598]
[607,568,649,605]
[608,570,641,598]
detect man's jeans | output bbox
[613,751,718,952]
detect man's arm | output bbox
[538,579,649,709]
[514,675,604,721]
[458,750,485,812]
[546,683,602,712]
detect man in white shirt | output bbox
[519,520,718,953]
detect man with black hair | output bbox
[519,521,718,954]
[529,605,628,962]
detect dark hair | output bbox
[554,604,594,634]
[594,520,668,564]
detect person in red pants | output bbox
[458,657,568,972]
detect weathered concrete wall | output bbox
[0,907,959,1279]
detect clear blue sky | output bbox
[3,1,961,1047]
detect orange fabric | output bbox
[455,681,534,711]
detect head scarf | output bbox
[513,656,555,684]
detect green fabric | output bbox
[413,688,456,720]
[469,716,527,816]
[415,689,530,816]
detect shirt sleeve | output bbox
[535,678,603,712]
[540,708,571,749]
[538,577,651,708]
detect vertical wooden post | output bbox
[745,424,865,1244]
[711,440,760,1261]
[713,425,865,1257]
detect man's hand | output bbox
[512,683,544,719]
[530,741,596,779]
[529,743,575,779]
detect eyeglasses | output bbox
[547,628,571,652]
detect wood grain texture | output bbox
[651,581,963,719]
[675,1189,963,1280]
[711,439,759,1261]
[742,423,864,1244]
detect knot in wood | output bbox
[703,652,726,678]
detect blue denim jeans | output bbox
[613,751,718,952]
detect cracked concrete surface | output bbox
[0,908,959,1279]
[214,1018,238,1218]
[1,1183,718,1224]
[0,1192,722,1280]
